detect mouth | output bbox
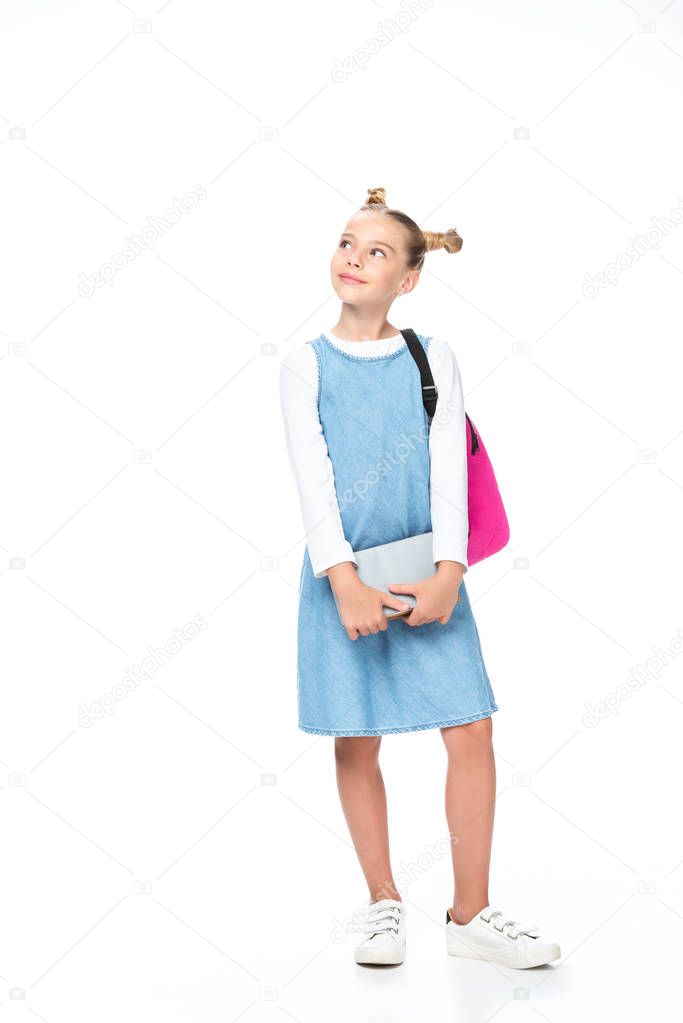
[339,273,366,284]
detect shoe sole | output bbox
[355,940,406,965]
[447,938,560,969]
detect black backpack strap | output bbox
[401,328,438,425]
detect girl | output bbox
[279,187,560,970]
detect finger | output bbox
[384,595,412,612]
[392,584,421,599]
[388,582,418,595]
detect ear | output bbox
[397,269,421,296]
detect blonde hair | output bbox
[362,186,462,271]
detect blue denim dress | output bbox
[296,332,499,736]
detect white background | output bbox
[1,0,682,1019]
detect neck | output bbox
[331,308,399,342]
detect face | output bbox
[330,212,420,304]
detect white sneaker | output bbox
[446,905,560,969]
[354,898,406,965]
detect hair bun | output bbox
[365,186,387,206]
[422,227,463,254]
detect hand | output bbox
[331,575,412,641]
[387,563,464,627]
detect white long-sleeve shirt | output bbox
[279,330,469,580]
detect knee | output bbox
[334,735,381,765]
[441,716,493,759]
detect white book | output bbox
[331,531,436,621]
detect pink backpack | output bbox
[402,329,510,566]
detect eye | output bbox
[339,239,387,257]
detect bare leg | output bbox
[334,736,401,903]
[440,717,496,924]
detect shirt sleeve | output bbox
[279,344,358,579]
[427,337,469,573]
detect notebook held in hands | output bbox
[331,531,436,621]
